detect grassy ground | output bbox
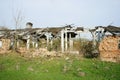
[0,52,120,80]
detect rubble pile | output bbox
[99,36,120,62]
[32,48,57,57]
[19,48,63,58]
[0,39,10,54]
[0,39,63,58]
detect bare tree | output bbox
[12,10,25,51]
[13,10,25,29]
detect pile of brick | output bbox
[99,36,120,62]
[32,48,57,57]
[0,39,10,54]
[19,48,62,58]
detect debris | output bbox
[15,64,20,70]
[99,36,120,62]
[0,39,10,54]
[78,72,85,77]
[18,48,62,58]
[27,66,34,71]
[65,57,70,60]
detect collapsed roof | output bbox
[90,25,120,35]
[0,25,84,39]
[104,25,120,35]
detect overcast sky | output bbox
[0,0,120,29]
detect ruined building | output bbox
[92,26,120,62]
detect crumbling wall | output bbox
[0,39,10,54]
[99,36,120,62]
[19,47,62,58]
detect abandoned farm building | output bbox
[90,25,120,62]
[0,24,120,62]
[0,24,84,53]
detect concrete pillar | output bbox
[69,33,73,50]
[32,41,35,48]
[92,31,96,46]
[0,40,2,48]
[46,33,49,47]
[61,30,64,53]
[98,31,101,42]
[35,42,38,49]
[50,39,53,48]
[27,35,30,50]
[70,39,73,50]
[65,31,68,51]
[9,37,15,50]
[17,40,20,48]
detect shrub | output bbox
[47,38,61,51]
[82,41,99,58]
[74,39,99,58]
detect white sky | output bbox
[0,0,120,29]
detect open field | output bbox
[0,52,120,80]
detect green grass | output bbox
[0,53,120,80]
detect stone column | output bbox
[61,30,64,53]
[9,36,15,50]
[32,41,35,48]
[17,39,20,48]
[0,40,2,48]
[92,31,96,46]
[50,39,53,48]
[69,33,73,50]
[98,31,101,42]
[65,31,68,51]
[46,33,49,47]
[27,35,30,50]
[35,42,38,49]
